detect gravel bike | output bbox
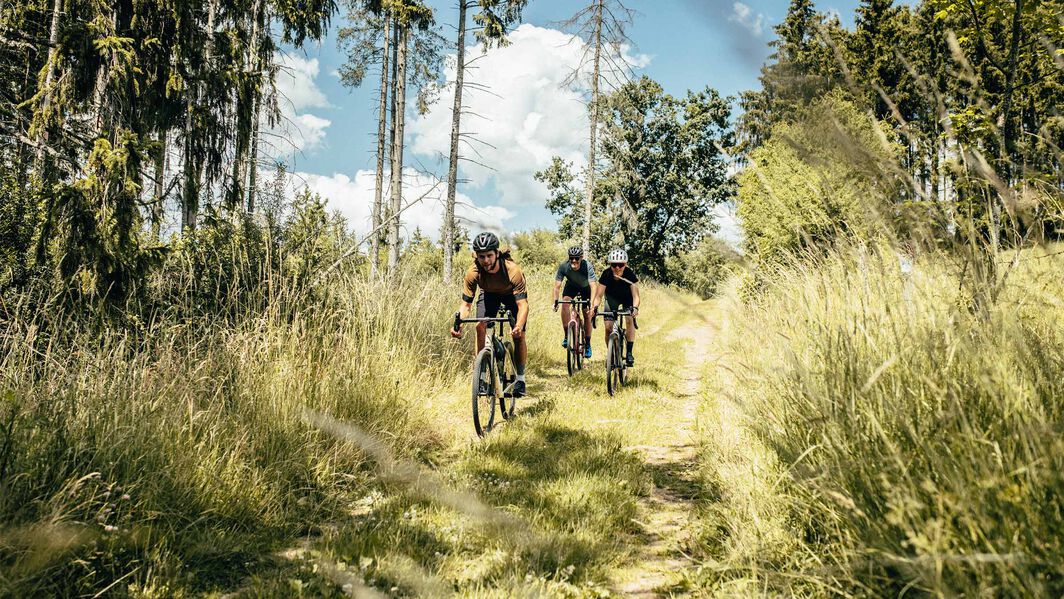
[555,297,589,376]
[453,307,518,436]
[593,305,638,396]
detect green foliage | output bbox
[282,188,352,287]
[400,227,443,275]
[472,0,529,47]
[737,92,902,264]
[738,0,848,151]
[540,76,736,280]
[599,76,735,281]
[509,229,567,270]
[536,157,613,260]
[665,237,742,299]
[43,135,165,302]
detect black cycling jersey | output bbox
[599,266,639,307]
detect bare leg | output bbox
[625,315,636,341]
[475,322,487,353]
[560,298,572,338]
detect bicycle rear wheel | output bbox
[566,321,577,377]
[471,349,496,436]
[498,340,518,419]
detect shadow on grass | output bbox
[459,422,649,580]
[318,419,651,593]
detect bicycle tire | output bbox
[499,340,518,419]
[566,321,577,377]
[578,319,587,370]
[471,349,495,436]
[617,328,627,386]
[606,333,620,396]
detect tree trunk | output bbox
[248,87,261,213]
[582,0,603,256]
[152,129,167,240]
[387,22,409,275]
[443,0,468,284]
[371,14,392,278]
[999,0,1024,184]
[231,0,264,212]
[90,22,114,140]
[34,0,63,172]
[181,0,216,232]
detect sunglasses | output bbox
[609,263,625,268]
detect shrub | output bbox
[665,237,742,298]
[509,229,566,271]
[737,92,902,265]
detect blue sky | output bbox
[271,0,877,244]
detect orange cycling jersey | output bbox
[462,252,528,302]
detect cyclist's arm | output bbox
[515,297,529,333]
[455,267,479,328]
[591,280,605,311]
[552,279,562,303]
[457,299,473,319]
[631,283,641,314]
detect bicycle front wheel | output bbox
[606,334,621,396]
[499,340,518,419]
[566,321,577,377]
[472,349,496,436]
[575,321,585,371]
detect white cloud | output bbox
[275,54,330,111]
[408,24,650,210]
[289,168,515,241]
[265,53,333,158]
[729,2,766,37]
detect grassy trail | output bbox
[240,289,742,597]
[607,315,713,596]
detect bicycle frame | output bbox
[593,305,638,396]
[556,297,590,375]
[455,307,517,435]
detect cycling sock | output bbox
[516,374,526,382]
[626,341,634,355]
[516,362,526,376]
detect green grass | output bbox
[297,278,702,597]
[690,245,1064,596]
[1,265,706,596]
[0,270,469,596]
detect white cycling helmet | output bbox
[607,248,628,264]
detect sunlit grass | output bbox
[691,244,1064,596]
[1,264,703,596]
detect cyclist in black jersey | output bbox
[552,246,597,359]
[591,248,641,367]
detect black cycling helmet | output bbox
[567,245,583,258]
[471,231,500,252]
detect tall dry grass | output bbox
[703,244,1064,595]
[0,270,472,595]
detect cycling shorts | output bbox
[603,296,633,322]
[561,282,592,302]
[476,292,519,321]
